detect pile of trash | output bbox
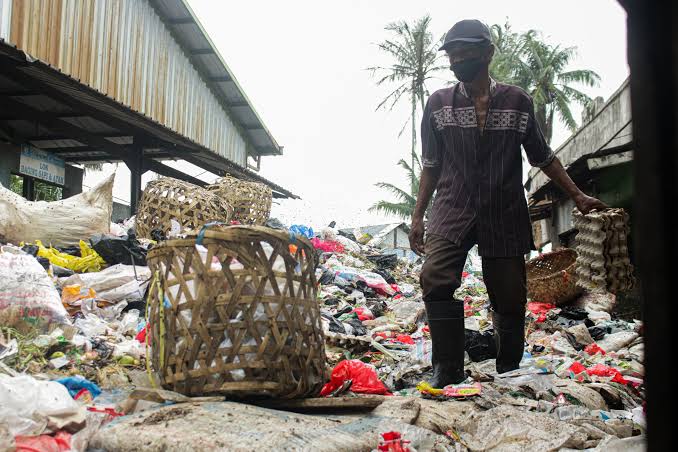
[0,206,646,450]
[306,223,645,449]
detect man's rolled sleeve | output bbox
[421,98,442,168]
[522,97,556,168]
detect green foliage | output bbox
[369,150,432,221]
[369,15,448,195]
[33,181,62,201]
[9,174,23,195]
[489,21,600,144]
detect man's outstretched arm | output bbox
[409,166,441,255]
[541,157,608,214]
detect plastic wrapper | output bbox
[34,240,106,273]
[0,173,113,247]
[320,359,390,396]
[60,264,151,304]
[0,374,81,436]
[74,314,109,337]
[0,246,70,333]
[14,431,72,452]
[90,233,148,266]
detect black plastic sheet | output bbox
[90,233,147,266]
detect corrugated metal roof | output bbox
[0,39,297,198]
[150,0,282,157]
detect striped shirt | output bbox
[421,79,555,257]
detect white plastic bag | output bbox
[0,246,70,332]
[0,173,114,247]
[0,374,81,436]
[59,264,151,303]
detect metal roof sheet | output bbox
[149,0,282,157]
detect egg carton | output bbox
[573,208,635,294]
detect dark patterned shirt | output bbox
[421,79,555,257]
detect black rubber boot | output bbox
[425,300,466,387]
[492,312,526,374]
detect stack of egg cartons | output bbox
[573,208,635,294]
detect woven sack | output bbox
[526,248,581,306]
[146,225,326,398]
[206,175,272,225]
[135,178,233,239]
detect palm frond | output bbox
[368,201,415,220]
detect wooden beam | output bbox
[1,95,132,161]
[166,17,193,25]
[190,48,214,55]
[144,159,207,187]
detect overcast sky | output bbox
[86,0,629,230]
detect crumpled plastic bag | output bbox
[0,246,70,333]
[34,239,106,273]
[14,431,72,452]
[0,173,114,247]
[320,359,390,396]
[0,374,82,436]
[90,233,148,266]
[59,264,151,304]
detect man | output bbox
[409,19,607,387]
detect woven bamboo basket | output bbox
[135,178,234,239]
[526,248,581,306]
[146,225,326,398]
[206,175,272,225]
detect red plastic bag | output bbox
[311,237,345,253]
[394,334,414,345]
[586,364,629,384]
[527,302,556,322]
[378,431,411,452]
[569,361,587,375]
[320,359,390,396]
[135,324,147,343]
[352,307,375,321]
[14,432,72,452]
[584,343,606,356]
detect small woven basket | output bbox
[146,225,326,398]
[526,248,581,306]
[135,178,234,239]
[206,175,272,225]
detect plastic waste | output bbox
[311,237,345,253]
[0,173,114,247]
[289,224,314,239]
[56,376,102,399]
[0,374,81,436]
[320,359,390,396]
[90,233,148,266]
[527,302,556,322]
[14,431,72,452]
[33,240,106,273]
[378,431,411,452]
[118,309,141,335]
[0,246,70,333]
[61,285,97,315]
[74,314,109,337]
[416,381,482,398]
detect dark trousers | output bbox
[420,231,527,317]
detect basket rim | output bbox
[147,225,314,255]
[526,248,578,282]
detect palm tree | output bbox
[522,38,600,143]
[368,15,447,195]
[369,150,433,221]
[489,24,600,144]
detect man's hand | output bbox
[574,193,609,214]
[409,218,426,256]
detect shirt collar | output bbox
[459,77,497,99]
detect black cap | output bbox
[439,19,492,51]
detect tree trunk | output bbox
[411,92,417,196]
[545,107,555,145]
[535,103,549,144]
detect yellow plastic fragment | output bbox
[32,240,106,272]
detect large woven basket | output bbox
[206,175,272,225]
[146,225,326,398]
[526,248,581,306]
[135,178,234,239]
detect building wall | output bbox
[1,0,248,166]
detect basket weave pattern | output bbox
[135,178,233,239]
[207,175,272,225]
[526,248,581,306]
[146,226,326,398]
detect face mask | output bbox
[451,58,485,83]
